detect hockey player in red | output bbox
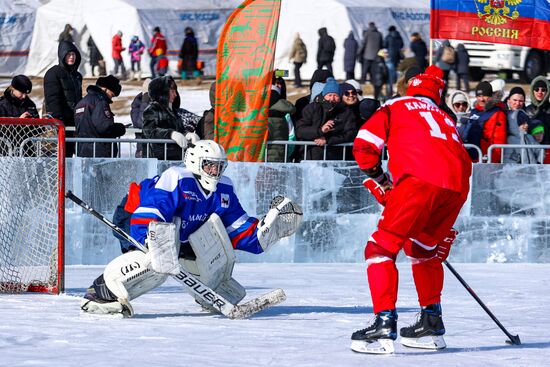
[350,65,472,354]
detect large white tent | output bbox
[25,0,242,77]
[24,0,430,80]
[0,0,41,76]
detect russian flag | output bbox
[431,0,550,50]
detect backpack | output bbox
[441,45,455,64]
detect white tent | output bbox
[25,0,242,77]
[0,0,41,76]
[25,0,430,80]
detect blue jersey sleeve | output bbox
[130,167,185,244]
[216,177,264,254]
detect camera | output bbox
[27,107,39,119]
[275,69,289,78]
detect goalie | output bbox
[81,140,302,317]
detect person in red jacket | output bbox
[112,31,126,79]
[149,26,167,78]
[350,65,472,354]
[473,81,508,162]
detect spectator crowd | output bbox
[1,22,549,165]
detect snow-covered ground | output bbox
[1,263,549,366]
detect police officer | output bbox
[75,75,126,157]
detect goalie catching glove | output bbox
[257,196,303,252]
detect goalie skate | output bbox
[80,298,133,319]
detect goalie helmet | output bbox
[184,140,228,192]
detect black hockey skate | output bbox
[400,303,446,350]
[351,309,397,354]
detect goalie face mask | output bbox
[184,140,228,192]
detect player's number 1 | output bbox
[419,111,459,142]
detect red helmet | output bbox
[406,65,446,105]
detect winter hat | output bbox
[322,77,341,97]
[404,65,422,84]
[452,93,468,104]
[96,75,122,97]
[358,98,381,121]
[533,79,548,91]
[530,125,545,135]
[475,81,493,97]
[345,79,362,94]
[508,86,525,99]
[340,82,356,95]
[405,65,445,104]
[11,75,32,94]
[490,79,505,94]
[310,82,326,102]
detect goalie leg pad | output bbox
[184,214,246,306]
[187,213,236,290]
[147,219,181,275]
[104,250,168,303]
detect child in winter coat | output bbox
[128,36,145,80]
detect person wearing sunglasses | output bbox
[526,77,550,147]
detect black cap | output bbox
[533,79,548,91]
[96,75,122,97]
[11,75,32,94]
[475,81,493,97]
[508,86,525,98]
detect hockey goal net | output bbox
[0,118,65,294]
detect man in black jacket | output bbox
[316,27,335,72]
[74,75,126,158]
[44,41,83,157]
[143,76,199,160]
[0,75,38,118]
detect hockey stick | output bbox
[443,260,521,345]
[65,190,286,319]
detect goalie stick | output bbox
[65,190,286,319]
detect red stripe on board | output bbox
[431,9,550,51]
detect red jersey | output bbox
[353,96,471,194]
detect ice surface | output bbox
[65,160,550,265]
[1,263,548,366]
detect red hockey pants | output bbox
[365,175,467,313]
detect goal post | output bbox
[0,118,65,294]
